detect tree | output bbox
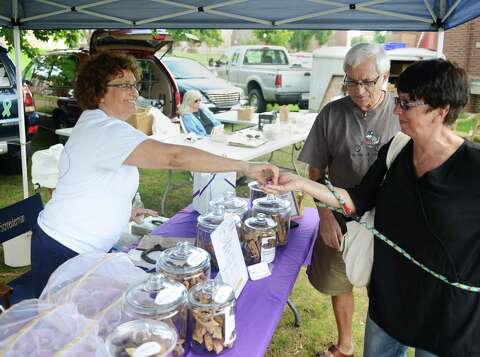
[315,30,333,46]
[168,29,223,47]
[290,31,315,51]
[0,29,80,59]
[374,31,388,44]
[252,30,293,47]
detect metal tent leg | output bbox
[287,298,301,327]
[160,169,172,216]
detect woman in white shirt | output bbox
[32,52,278,296]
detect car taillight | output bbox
[28,125,38,135]
[275,74,282,88]
[175,91,181,111]
[23,86,35,113]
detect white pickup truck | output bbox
[212,45,311,112]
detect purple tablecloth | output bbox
[152,207,319,357]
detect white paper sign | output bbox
[247,262,272,281]
[211,214,248,299]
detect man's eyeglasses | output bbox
[106,82,141,91]
[394,97,426,111]
[344,76,380,90]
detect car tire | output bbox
[249,88,266,113]
[52,109,70,130]
[0,142,32,175]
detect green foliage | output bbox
[0,29,80,59]
[290,31,315,51]
[168,29,223,47]
[253,30,293,47]
[374,31,387,44]
[314,30,333,46]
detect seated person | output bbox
[178,90,221,136]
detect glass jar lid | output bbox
[156,242,210,276]
[248,180,262,192]
[188,279,235,310]
[215,191,248,217]
[105,319,177,357]
[244,213,277,231]
[123,273,187,316]
[197,202,225,232]
[253,194,291,214]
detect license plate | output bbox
[0,141,7,154]
[301,93,309,100]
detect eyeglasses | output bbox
[246,133,262,140]
[394,97,426,111]
[194,99,202,103]
[344,76,380,90]
[106,82,141,91]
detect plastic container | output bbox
[243,213,277,265]
[252,194,291,246]
[156,242,211,290]
[123,273,188,356]
[188,280,236,355]
[2,232,31,267]
[105,319,177,357]
[197,203,240,270]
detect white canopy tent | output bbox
[1,0,479,198]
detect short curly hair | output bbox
[75,52,140,110]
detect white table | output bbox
[215,110,259,127]
[55,127,73,137]
[156,113,317,215]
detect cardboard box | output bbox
[234,106,255,121]
[126,107,153,135]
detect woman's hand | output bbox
[263,172,306,194]
[130,208,159,224]
[242,162,280,185]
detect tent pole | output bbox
[13,26,29,198]
[436,28,444,58]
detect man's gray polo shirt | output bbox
[299,92,400,188]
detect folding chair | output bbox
[0,194,43,310]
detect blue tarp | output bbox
[0,0,479,32]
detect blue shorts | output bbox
[31,224,78,297]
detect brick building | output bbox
[444,18,480,112]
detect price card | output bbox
[211,213,248,299]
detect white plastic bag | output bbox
[151,107,180,137]
[39,252,147,337]
[192,172,236,214]
[31,143,64,189]
[0,299,101,356]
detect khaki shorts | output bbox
[307,233,353,296]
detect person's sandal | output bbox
[315,344,354,357]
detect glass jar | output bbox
[188,280,236,355]
[214,191,248,221]
[248,181,266,205]
[252,194,291,246]
[243,213,277,265]
[123,273,188,357]
[197,203,240,270]
[105,319,177,357]
[214,192,248,241]
[156,242,211,291]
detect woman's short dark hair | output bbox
[75,52,140,110]
[397,59,470,125]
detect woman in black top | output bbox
[267,59,480,357]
